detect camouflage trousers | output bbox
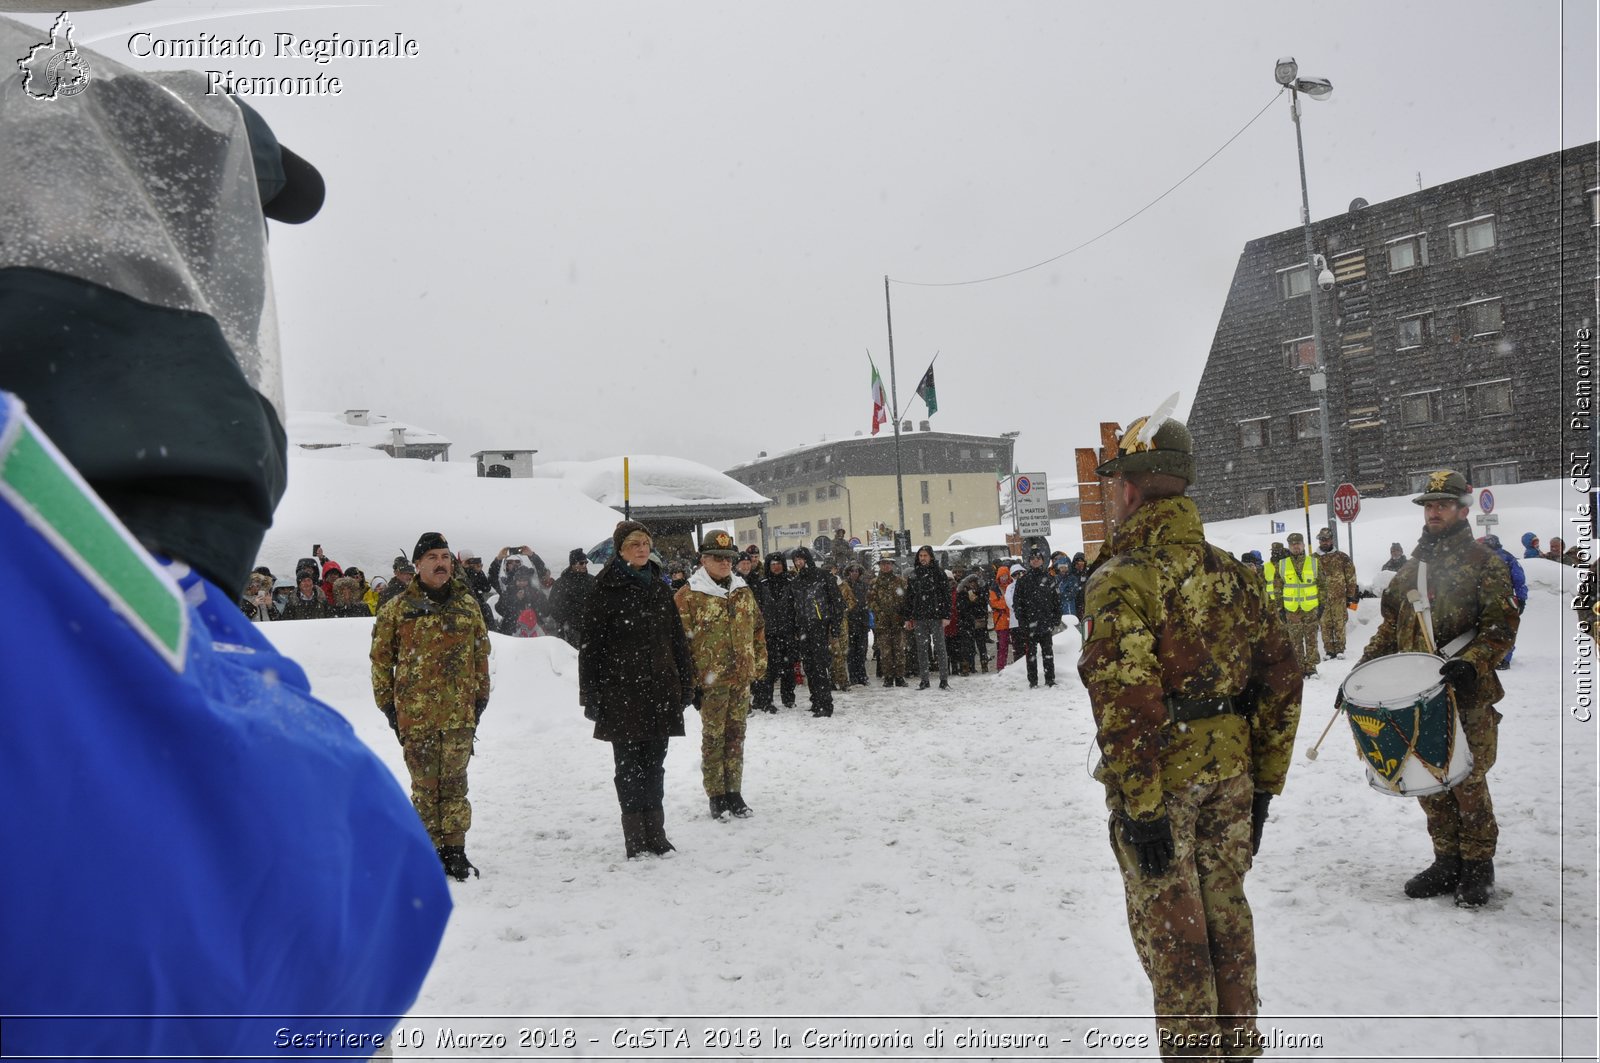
[401,727,475,848]
[1281,610,1321,674]
[831,620,851,687]
[875,623,907,680]
[699,684,749,798]
[1108,773,1261,1061]
[1420,702,1501,861]
[1319,604,1349,656]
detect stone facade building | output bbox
[1189,143,1597,520]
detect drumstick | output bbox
[1304,705,1342,761]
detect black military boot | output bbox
[709,794,729,820]
[725,792,753,818]
[621,812,650,858]
[644,807,676,856]
[439,845,479,881]
[1403,854,1461,898]
[1455,859,1495,907]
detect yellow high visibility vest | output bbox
[1279,554,1319,612]
[1264,560,1278,601]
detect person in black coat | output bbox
[545,548,596,644]
[1012,549,1062,687]
[954,573,989,674]
[783,546,844,716]
[751,551,797,712]
[842,562,871,686]
[902,545,952,689]
[578,521,695,859]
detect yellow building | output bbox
[723,426,1017,555]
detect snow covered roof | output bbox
[529,455,771,519]
[286,410,451,450]
[258,447,622,577]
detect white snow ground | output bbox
[264,480,1597,1062]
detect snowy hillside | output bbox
[264,481,1596,1061]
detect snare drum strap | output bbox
[1415,561,1437,653]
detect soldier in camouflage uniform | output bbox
[371,532,493,881]
[675,530,767,820]
[867,556,909,687]
[1358,470,1519,907]
[1079,413,1301,1061]
[829,565,853,689]
[1314,526,1358,659]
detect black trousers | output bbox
[1021,625,1055,685]
[796,629,834,712]
[612,739,669,814]
[847,618,869,685]
[752,638,796,709]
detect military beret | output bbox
[412,531,449,561]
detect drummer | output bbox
[1079,410,1302,1060]
[1356,470,1519,907]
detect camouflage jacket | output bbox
[370,577,491,733]
[1358,519,1519,705]
[1316,548,1358,606]
[1079,495,1302,821]
[866,571,907,625]
[674,568,768,690]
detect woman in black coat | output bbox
[578,521,695,859]
[903,545,952,689]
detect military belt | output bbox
[1165,694,1239,724]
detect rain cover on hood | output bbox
[0,15,283,416]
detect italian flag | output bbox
[870,357,889,435]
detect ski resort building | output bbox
[723,424,1019,554]
[1188,142,1597,520]
[287,409,451,462]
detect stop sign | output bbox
[1332,482,1361,522]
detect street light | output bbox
[999,430,1021,531]
[825,478,853,538]
[1275,56,1340,551]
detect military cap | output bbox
[412,531,449,561]
[1316,526,1333,539]
[1412,469,1472,505]
[698,529,740,558]
[876,555,896,567]
[1287,532,1304,544]
[1095,412,1195,483]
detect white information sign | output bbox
[1013,472,1050,537]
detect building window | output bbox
[920,480,930,504]
[1590,187,1599,226]
[1283,336,1317,370]
[1400,389,1443,427]
[1239,418,1270,449]
[959,448,971,460]
[797,489,809,504]
[1472,461,1519,486]
[785,492,796,506]
[1304,481,1327,506]
[1278,264,1311,299]
[981,449,996,461]
[1396,314,1429,350]
[828,485,840,499]
[1386,234,1429,273]
[1461,298,1503,337]
[1467,378,1513,418]
[1290,408,1321,440]
[1449,216,1496,257]
[1247,487,1275,515]
[922,513,933,537]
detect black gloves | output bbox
[474,698,488,724]
[381,703,398,736]
[1118,811,1175,878]
[1440,658,1477,703]
[1250,792,1273,856]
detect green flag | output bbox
[914,361,938,416]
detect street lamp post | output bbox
[1275,57,1340,551]
[826,479,853,539]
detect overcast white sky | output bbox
[36,0,1600,486]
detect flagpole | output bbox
[884,275,907,553]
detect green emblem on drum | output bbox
[1345,693,1458,791]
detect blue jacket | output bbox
[1521,532,1541,558]
[1493,545,1530,604]
[0,393,449,1058]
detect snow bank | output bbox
[529,454,770,509]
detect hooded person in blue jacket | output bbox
[0,12,449,1057]
[1483,534,1528,667]
[1521,532,1542,559]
